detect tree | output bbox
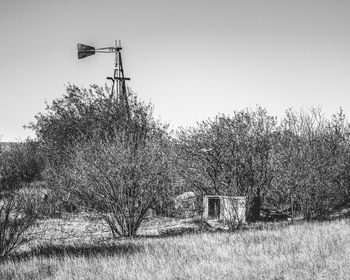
[29,84,157,169]
[272,108,350,220]
[33,84,173,236]
[177,107,278,222]
[0,190,41,260]
[0,140,44,191]
[54,136,172,237]
[0,139,42,260]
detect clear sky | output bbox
[1,0,349,141]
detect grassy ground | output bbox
[1,217,350,280]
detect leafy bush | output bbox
[0,140,44,191]
[29,84,158,170]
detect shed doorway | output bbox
[208,197,220,219]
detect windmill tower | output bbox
[77,40,130,118]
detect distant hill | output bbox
[0,142,20,152]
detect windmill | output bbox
[77,40,130,118]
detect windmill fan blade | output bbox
[77,43,95,59]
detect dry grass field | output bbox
[1,215,350,280]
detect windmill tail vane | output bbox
[77,40,130,118]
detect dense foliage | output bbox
[20,83,350,226]
[177,107,350,221]
[30,84,172,236]
[176,107,277,221]
[0,140,42,260]
[0,140,43,191]
[29,84,158,169]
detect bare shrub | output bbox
[0,190,41,260]
[55,137,172,238]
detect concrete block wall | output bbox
[203,195,246,223]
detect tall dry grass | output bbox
[1,219,350,280]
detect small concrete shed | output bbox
[203,195,246,223]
